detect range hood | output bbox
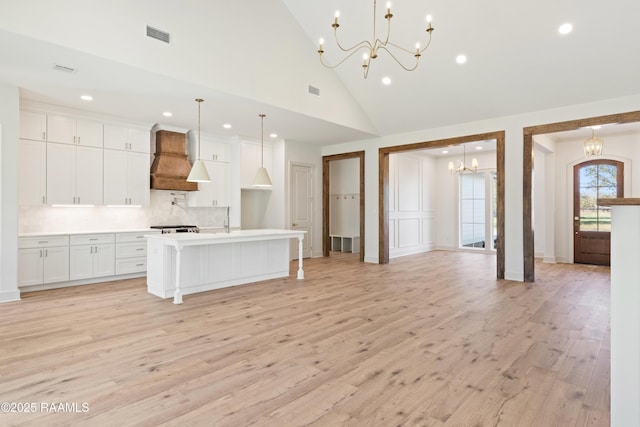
[150,129,197,191]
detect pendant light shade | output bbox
[253,113,272,188]
[187,98,211,183]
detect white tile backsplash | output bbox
[18,190,228,234]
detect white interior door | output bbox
[290,163,313,259]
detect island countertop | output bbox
[145,228,306,246]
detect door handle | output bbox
[292,223,297,227]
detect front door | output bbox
[573,159,623,265]
[290,163,313,260]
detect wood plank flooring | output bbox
[0,251,610,426]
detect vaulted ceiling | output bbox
[0,0,639,145]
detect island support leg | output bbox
[297,236,304,279]
[173,246,183,304]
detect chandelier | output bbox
[583,128,604,157]
[317,0,434,78]
[448,145,478,174]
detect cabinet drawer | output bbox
[116,231,159,243]
[70,233,115,245]
[116,242,147,258]
[115,257,147,275]
[19,235,69,249]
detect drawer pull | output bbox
[89,238,98,241]
[136,263,144,267]
[136,236,144,239]
[136,248,144,251]
[38,241,48,244]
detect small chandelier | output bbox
[584,128,604,157]
[317,0,434,79]
[187,98,211,182]
[448,145,478,174]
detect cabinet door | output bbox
[103,124,129,151]
[46,142,76,205]
[47,115,76,144]
[128,128,150,153]
[103,149,128,205]
[18,139,47,205]
[20,111,47,141]
[127,151,150,206]
[75,146,103,205]
[200,139,230,162]
[18,248,44,286]
[212,162,230,206]
[93,244,115,278]
[70,245,94,280]
[43,246,69,284]
[76,119,103,148]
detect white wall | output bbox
[388,152,435,258]
[0,81,19,302]
[322,94,640,280]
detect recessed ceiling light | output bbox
[442,150,449,154]
[223,123,232,129]
[558,23,573,35]
[80,95,93,101]
[590,125,602,130]
[456,54,467,64]
[269,133,278,138]
[162,111,173,117]
[476,146,483,150]
[382,76,392,85]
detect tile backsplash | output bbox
[18,190,228,234]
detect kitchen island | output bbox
[146,229,306,304]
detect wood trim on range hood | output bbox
[150,130,197,191]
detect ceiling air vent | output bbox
[53,64,76,73]
[146,25,170,44]
[308,85,320,96]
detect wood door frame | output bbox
[573,159,624,265]
[322,151,365,261]
[523,110,640,281]
[378,131,506,280]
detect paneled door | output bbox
[573,159,623,265]
[290,163,313,259]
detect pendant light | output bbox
[253,113,272,187]
[583,128,604,157]
[187,98,211,182]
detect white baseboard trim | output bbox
[365,256,379,264]
[543,256,557,263]
[505,270,524,282]
[0,289,21,303]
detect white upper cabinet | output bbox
[18,139,47,205]
[104,124,150,153]
[240,140,272,188]
[47,115,103,147]
[19,110,47,141]
[104,149,150,206]
[187,131,231,163]
[46,143,103,205]
[188,161,230,207]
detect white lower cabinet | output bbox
[69,234,115,280]
[18,236,69,287]
[115,231,159,274]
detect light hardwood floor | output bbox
[0,252,610,426]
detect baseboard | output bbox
[504,270,524,282]
[0,289,21,303]
[543,256,557,263]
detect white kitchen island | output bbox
[146,229,306,304]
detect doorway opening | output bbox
[523,110,640,281]
[378,131,505,280]
[322,151,365,261]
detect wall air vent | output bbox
[308,85,320,96]
[53,64,76,73]
[146,25,171,44]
